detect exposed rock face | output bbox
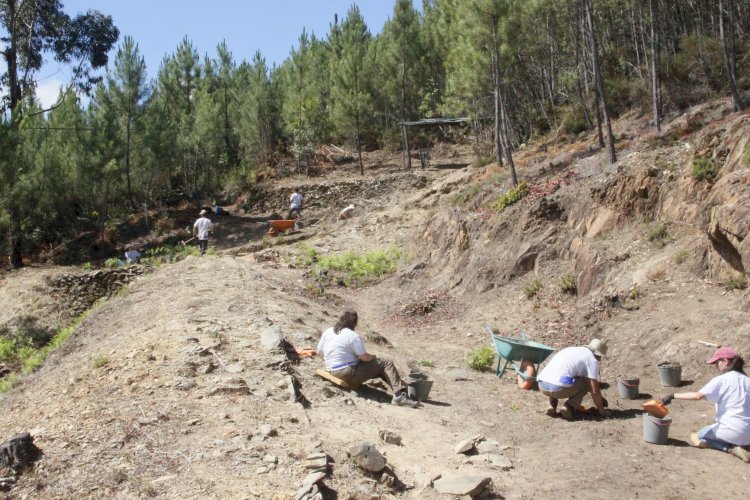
[0,432,43,470]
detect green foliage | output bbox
[722,275,748,291]
[560,106,589,135]
[467,346,495,371]
[104,257,121,268]
[417,360,436,368]
[692,157,719,183]
[293,243,320,267]
[673,249,689,265]
[93,356,110,368]
[316,246,404,285]
[647,132,678,149]
[0,374,19,394]
[524,278,543,299]
[141,245,200,266]
[495,181,528,211]
[647,223,670,248]
[81,262,93,270]
[744,144,750,167]
[559,274,577,295]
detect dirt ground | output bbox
[1,104,750,499]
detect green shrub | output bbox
[0,374,18,393]
[743,144,750,167]
[81,262,92,270]
[648,223,670,248]
[692,157,719,183]
[93,356,109,368]
[316,246,404,285]
[722,275,748,291]
[673,249,689,265]
[560,106,589,135]
[647,132,678,149]
[524,278,543,299]
[417,360,436,368]
[467,346,495,371]
[103,257,120,268]
[559,274,577,295]
[496,181,528,211]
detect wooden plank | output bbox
[315,368,358,390]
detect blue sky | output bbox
[30,0,400,107]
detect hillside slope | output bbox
[2,100,750,498]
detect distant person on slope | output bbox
[124,247,141,264]
[537,339,610,420]
[660,347,750,462]
[193,209,215,256]
[287,188,304,220]
[316,309,419,408]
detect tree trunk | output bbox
[649,0,662,131]
[402,124,412,169]
[125,112,136,209]
[586,0,617,163]
[490,15,517,185]
[719,0,743,112]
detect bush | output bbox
[524,278,543,299]
[467,346,495,371]
[417,360,436,368]
[673,249,689,265]
[93,356,109,368]
[648,223,670,248]
[692,157,719,183]
[496,181,528,211]
[315,246,404,285]
[560,106,589,135]
[722,275,748,291]
[559,274,577,295]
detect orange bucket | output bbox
[642,399,669,418]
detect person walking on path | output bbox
[660,347,750,462]
[287,188,304,220]
[193,209,214,256]
[537,339,610,420]
[316,309,419,408]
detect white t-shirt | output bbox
[290,192,303,209]
[316,327,366,371]
[193,216,213,240]
[700,370,750,446]
[537,346,600,387]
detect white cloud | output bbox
[35,79,66,109]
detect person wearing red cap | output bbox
[660,347,750,462]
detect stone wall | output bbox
[45,267,149,317]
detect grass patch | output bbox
[93,356,110,368]
[647,222,670,248]
[495,180,528,211]
[417,360,436,368]
[673,249,689,265]
[467,346,495,371]
[722,275,748,291]
[692,156,719,183]
[524,278,543,299]
[559,274,577,295]
[315,246,404,286]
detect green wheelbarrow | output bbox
[484,324,556,380]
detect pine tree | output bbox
[330,5,373,174]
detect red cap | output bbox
[706,347,738,364]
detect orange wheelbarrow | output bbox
[268,219,296,236]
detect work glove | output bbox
[660,394,674,405]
